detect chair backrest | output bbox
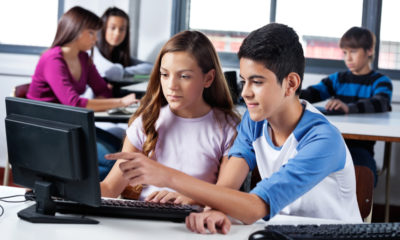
[354,165,374,220]
[249,165,373,221]
[12,83,30,98]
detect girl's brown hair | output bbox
[129,30,240,156]
[51,6,102,57]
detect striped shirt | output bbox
[300,70,392,113]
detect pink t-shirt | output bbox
[27,46,112,107]
[126,105,237,199]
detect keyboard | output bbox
[315,106,345,115]
[55,198,203,222]
[249,222,400,240]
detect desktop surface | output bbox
[0,186,263,240]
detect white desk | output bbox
[0,186,343,240]
[325,112,400,222]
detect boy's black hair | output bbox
[238,23,305,94]
[340,27,375,60]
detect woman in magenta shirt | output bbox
[27,6,138,180]
[27,6,137,112]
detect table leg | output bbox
[383,142,392,222]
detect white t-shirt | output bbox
[126,105,237,199]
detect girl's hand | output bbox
[185,210,231,234]
[121,93,138,107]
[145,190,195,205]
[325,98,349,113]
[104,152,172,188]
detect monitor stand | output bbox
[17,180,98,224]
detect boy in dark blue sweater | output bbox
[300,27,393,185]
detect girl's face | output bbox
[342,47,372,75]
[105,16,127,47]
[160,51,215,118]
[76,29,98,51]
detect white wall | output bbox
[1,0,400,206]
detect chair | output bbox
[354,165,374,222]
[3,83,30,186]
[248,165,374,222]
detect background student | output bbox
[100,30,240,202]
[26,6,137,180]
[94,6,153,81]
[300,26,393,185]
[106,23,362,234]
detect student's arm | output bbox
[85,94,137,112]
[145,155,249,204]
[216,156,250,189]
[325,74,392,113]
[106,151,268,224]
[100,138,141,198]
[300,74,336,103]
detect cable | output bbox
[0,204,4,217]
[0,194,27,203]
[0,194,28,217]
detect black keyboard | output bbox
[55,198,203,222]
[249,222,400,240]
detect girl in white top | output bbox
[94,7,153,81]
[101,30,240,203]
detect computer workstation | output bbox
[4,97,202,224]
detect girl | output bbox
[26,6,137,180]
[100,30,240,203]
[94,7,153,81]
[27,6,137,111]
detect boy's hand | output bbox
[146,190,195,205]
[185,210,231,234]
[105,152,171,188]
[325,98,349,113]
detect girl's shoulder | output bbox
[41,46,63,60]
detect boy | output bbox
[106,23,362,234]
[300,27,393,185]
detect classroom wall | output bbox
[0,0,399,206]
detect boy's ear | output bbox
[284,72,301,96]
[367,48,374,58]
[204,69,215,88]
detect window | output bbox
[275,0,362,60]
[188,0,270,54]
[0,0,63,54]
[378,0,400,70]
[175,0,400,78]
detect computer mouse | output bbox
[248,230,292,240]
[315,106,345,115]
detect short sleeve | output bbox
[126,116,146,151]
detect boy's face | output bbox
[342,47,372,75]
[239,58,286,122]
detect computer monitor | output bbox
[5,97,100,224]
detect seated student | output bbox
[100,30,240,202]
[300,26,393,186]
[105,23,362,234]
[94,7,153,81]
[26,6,138,180]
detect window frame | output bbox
[0,0,64,55]
[173,0,400,79]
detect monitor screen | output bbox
[5,97,100,223]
